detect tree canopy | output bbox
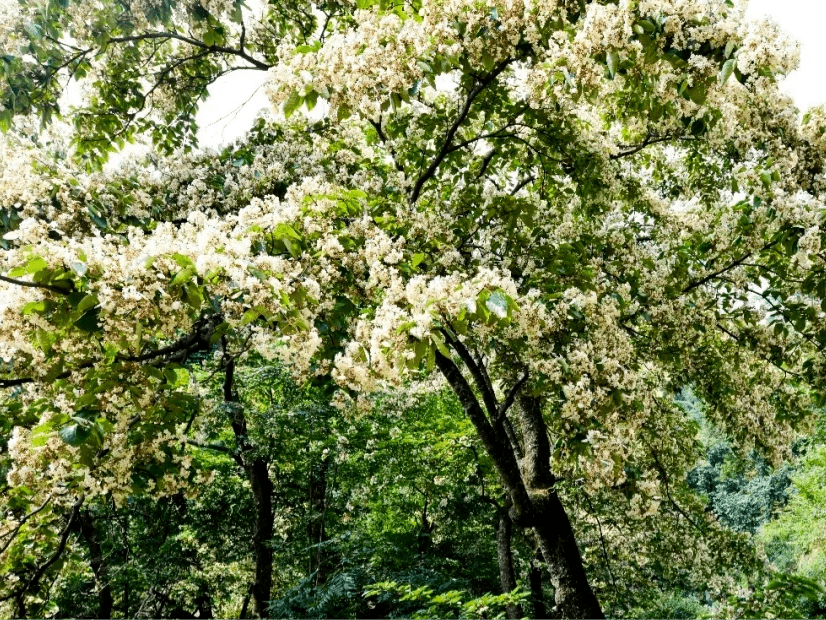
[2,0,826,617]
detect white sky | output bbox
[746,0,826,112]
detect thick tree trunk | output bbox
[517,396,602,618]
[531,493,602,618]
[497,505,522,620]
[78,511,113,619]
[434,350,604,619]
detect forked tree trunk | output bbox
[434,350,603,619]
[517,395,603,619]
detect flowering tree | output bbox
[2,0,826,617]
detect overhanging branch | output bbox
[0,314,221,389]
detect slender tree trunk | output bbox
[434,350,603,619]
[529,548,548,619]
[224,352,274,618]
[77,511,113,619]
[308,457,329,584]
[417,494,434,556]
[497,504,522,620]
[248,458,274,619]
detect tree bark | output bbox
[417,494,434,555]
[531,492,601,618]
[78,511,113,619]
[497,504,522,620]
[516,395,602,619]
[434,350,603,619]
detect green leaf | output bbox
[21,300,47,315]
[720,58,736,85]
[96,417,114,433]
[76,294,98,314]
[31,421,55,447]
[687,84,707,105]
[171,254,196,269]
[9,256,48,277]
[606,50,619,79]
[58,423,92,447]
[74,308,100,333]
[284,90,303,118]
[396,320,417,334]
[240,308,260,326]
[184,282,202,309]
[336,103,352,122]
[430,332,451,358]
[305,89,319,111]
[164,366,190,387]
[23,22,41,39]
[171,267,196,287]
[485,290,509,319]
[481,50,495,72]
[209,321,230,345]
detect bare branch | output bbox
[682,238,781,294]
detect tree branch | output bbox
[497,371,529,421]
[0,495,53,556]
[186,439,234,454]
[11,496,84,616]
[105,32,270,70]
[682,238,781,294]
[410,58,512,203]
[0,274,72,296]
[441,329,498,419]
[0,314,221,389]
[433,349,528,512]
[609,132,697,159]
